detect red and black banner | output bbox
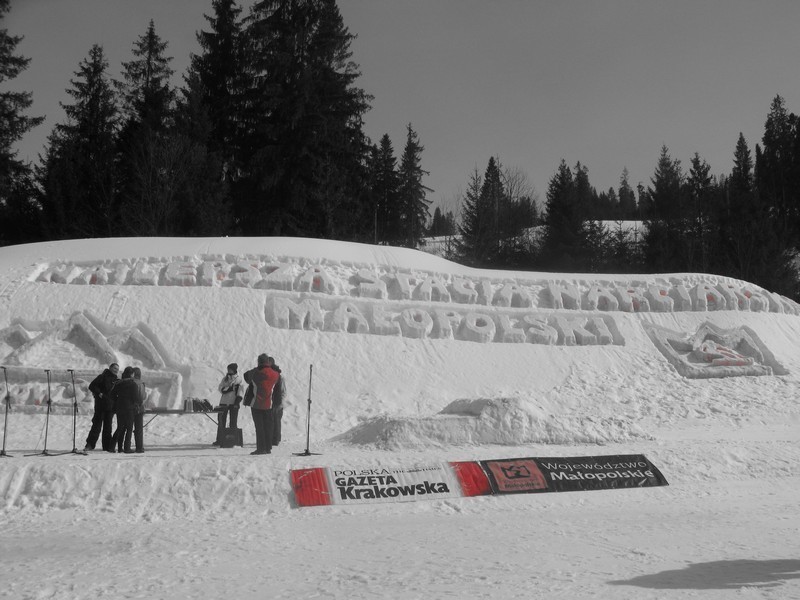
[291,454,667,508]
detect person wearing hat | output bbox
[213,362,243,446]
[245,353,279,454]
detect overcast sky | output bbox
[8,0,800,213]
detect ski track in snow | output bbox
[0,237,799,599]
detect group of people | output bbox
[84,363,147,454]
[83,352,286,456]
[214,354,285,455]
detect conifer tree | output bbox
[0,0,44,245]
[617,168,637,219]
[397,123,431,248]
[240,0,372,237]
[38,44,118,238]
[368,133,400,244]
[541,160,586,270]
[456,167,486,265]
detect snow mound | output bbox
[334,397,652,449]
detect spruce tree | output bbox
[241,0,372,237]
[369,133,400,244]
[456,167,485,265]
[38,44,118,238]
[541,160,583,270]
[617,168,637,219]
[397,123,431,248]
[0,0,44,244]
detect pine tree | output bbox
[38,44,118,238]
[685,152,713,271]
[643,145,684,271]
[368,133,400,244]
[618,168,637,219]
[0,0,44,244]
[541,160,584,270]
[456,167,485,265]
[397,123,431,248]
[240,0,372,237]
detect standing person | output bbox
[111,367,138,454]
[267,357,286,447]
[213,363,242,446]
[84,362,119,452]
[131,367,147,453]
[247,353,279,455]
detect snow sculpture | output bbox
[497,315,527,343]
[231,260,262,288]
[297,266,336,294]
[73,266,109,286]
[643,321,786,378]
[432,309,462,339]
[329,302,370,334]
[267,297,324,330]
[493,282,533,308]
[450,278,478,304]
[164,261,197,286]
[355,269,387,299]
[546,282,581,310]
[550,315,600,346]
[108,263,130,285]
[584,286,619,311]
[130,260,160,286]
[372,305,401,336]
[199,261,229,287]
[584,317,614,345]
[476,280,493,306]
[107,329,167,369]
[715,283,747,311]
[459,313,496,343]
[644,285,674,312]
[399,308,433,339]
[691,284,726,311]
[387,272,414,300]
[261,262,295,291]
[414,276,451,303]
[37,263,82,284]
[523,316,558,345]
[613,286,650,312]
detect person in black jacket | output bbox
[84,363,119,452]
[111,367,140,454]
[131,367,147,453]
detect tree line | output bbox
[2,0,800,298]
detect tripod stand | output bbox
[1,366,11,457]
[293,364,321,457]
[25,369,56,457]
[61,369,86,456]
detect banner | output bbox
[291,461,491,507]
[291,454,667,508]
[480,454,668,494]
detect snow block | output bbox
[546,282,581,310]
[523,316,558,345]
[476,280,494,306]
[164,261,198,286]
[72,266,109,286]
[497,315,527,343]
[355,269,387,299]
[130,261,160,286]
[691,284,726,311]
[387,272,414,300]
[37,263,82,284]
[493,283,533,308]
[550,315,598,346]
[329,302,370,334]
[231,260,263,288]
[432,309,462,339]
[372,305,401,336]
[198,261,229,287]
[613,286,650,312]
[107,329,167,369]
[584,317,614,345]
[459,313,496,343]
[583,286,619,311]
[107,262,130,285]
[450,278,478,304]
[399,308,433,339]
[258,262,293,291]
[267,297,324,331]
[297,266,336,295]
[644,285,674,312]
[414,276,451,303]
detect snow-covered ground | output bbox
[1,237,799,599]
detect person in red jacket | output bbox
[245,353,279,455]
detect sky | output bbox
[7,0,800,214]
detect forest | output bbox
[2,0,800,299]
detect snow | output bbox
[1,236,800,599]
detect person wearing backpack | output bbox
[267,356,286,447]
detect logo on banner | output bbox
[485,459,548,493]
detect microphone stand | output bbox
[1,366,11,457]
[62,369,86,456]
[26,369,56,456]
[293,364,320,456]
